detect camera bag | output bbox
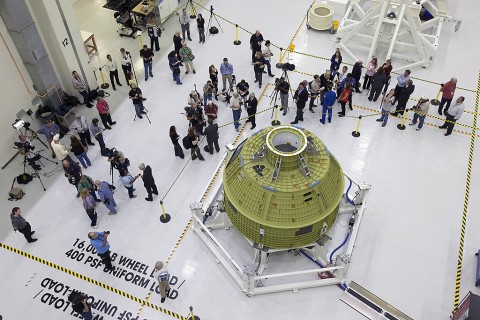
[16,173,33,184]
[182,136,192,149]
[209,26,218,34]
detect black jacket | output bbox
[173,35,182,51]
[247,97,258,114]
[371,72,387,89]
[398,85,415,103]
[352,63,362,81]
[204,124,219,143]
[142,165,155,186]
[294,88,309,109]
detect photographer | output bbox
[186,103,205,135]
[63,160,82,193]
[252,52,266,89]
[187,90,203,107]
[95,180,117,215]
[308,75,321,113]
[203,80,215,106]
[187,127,205,161]
[209,65,219,95]
[204,100,218,121]
[275,77,290,115]
[37,119,60,158]
[129,83,147,119]
[107,148,129,173]
[69,290,92,320]
[236,79,250,106]
[88,231,114,272]
[168,50,183,85]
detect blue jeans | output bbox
[173,72,181,84]
[76,152,91,168]
[124,185,134,198]
[232,109,241,129]
[81,307,93,320]
[412,113,426,129]
[320,105,333,123]
[104,197,117,214]
[204,94,212,107]
[134,103,144,117]
[144,61,153,79]
[379,108,389,124]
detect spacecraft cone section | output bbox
[223,126,344,249]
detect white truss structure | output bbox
[336,0,454,71]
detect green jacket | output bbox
[77,175,94,192]
[179,47,193,62]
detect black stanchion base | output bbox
[233,40,241,45]
[351,131,360,137]
[188,316,200,320]
[271,120,281,126]
[160,214,171,223]
[101,83,110,89]
[430,99,440,106]
[397,124,406,130]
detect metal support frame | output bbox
[190,148,371,296]
[336,0,453,71]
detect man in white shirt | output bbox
[51,134,72,162]
[71,114,95,146]
[439,96,465,136]
[119,48,132,83]
[153,261,170,303]
[261,40,275,77]
[105,54,122,91]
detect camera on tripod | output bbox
[12,119,31,130]
[14,141,34,151]
[275,63,295,71]
[68,290,88,305]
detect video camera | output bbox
[14,141,34,151]
[12,119,31,130]
[275,63,295,71]
[68,290,88,305]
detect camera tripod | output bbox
[14,147,54,191]
[207,5,223,36]
[126,51,138,84]
[270,69,294,118]
[133,104,152,124]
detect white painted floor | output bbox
[1,0,480,319]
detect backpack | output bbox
[16,173,33,184]
[9,188,24,201]
[182,136,192,149]
[209,26,218,34]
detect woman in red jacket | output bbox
[338,83,351,117]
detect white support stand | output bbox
[190,164,372,296]
[336,0,452,71]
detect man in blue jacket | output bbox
[88,231,114,272]
[320,86,337,124]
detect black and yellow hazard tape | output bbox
[0,242,188,320]
[452,71,480,314]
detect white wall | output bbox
[0,17,36,167]
[27,0,97,95]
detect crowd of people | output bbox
[9,8,471,319]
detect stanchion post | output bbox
[397,110,408,130]
[137,30,143,48]
[98,67,110,89]
[271,105,281,126]
[279,47,283,63]
[233,24,241,45]
[351,115,362,137]
[431,84,442,105]
[188,306,200,320]
[159,200,171,223]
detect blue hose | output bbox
[300,249,348,291]
[329,231,350,264]
[345,178,355,206]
